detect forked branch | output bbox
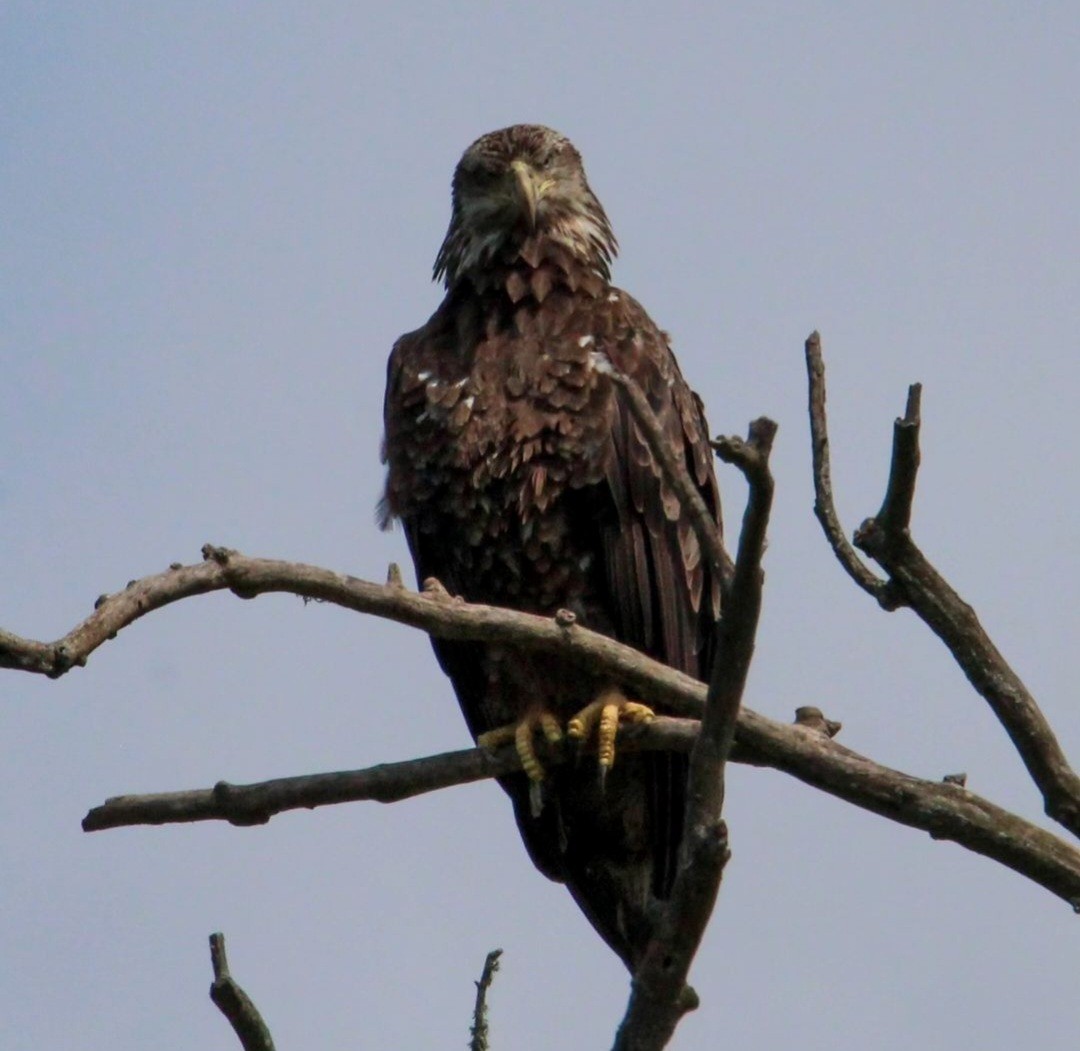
[209,933,276,1051]
[806,332,1080,840]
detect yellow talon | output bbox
[598,702,620,768]
[477,725,516,750]
[516,718,545,783]
[566,700,602,741]
[539,711,564,745]
[477,710,565,786]
[620,701,654,725]
[568,688,655,772]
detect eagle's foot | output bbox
[477,710,564,784]
[567,687,654,773]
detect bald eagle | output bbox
[381,125,723,970]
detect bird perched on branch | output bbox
[381,124,723,970]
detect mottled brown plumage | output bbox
[381,125,723,969]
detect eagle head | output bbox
[434,125,618,288]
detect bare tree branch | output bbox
[5,540,1077,907]
[83,738,530,830]
[746,708,1080,911]
[79,708,1080,910]
[597,366,765,1048]
[806,333,1080,840]
[706,417,778,771]
[72,724,686,832]
[0,546,707,717]
[614,417,778,1051]
[804,331,894,604]
[874,382,922,534]
[209,932,276,1051]
[469,949,503,1051]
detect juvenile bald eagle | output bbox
[381,125,723,970]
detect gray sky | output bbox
[4,4,1078,1048]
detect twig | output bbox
[875,382,922,533]
[613,418,777,1051]
[208,933,276,1051]
[804,332,892,604]
[468,949,503,1051]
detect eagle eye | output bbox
[461,161,499,189]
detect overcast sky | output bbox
[4,4,1079,1049]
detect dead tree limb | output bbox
[0,546,708,715]
[4,541,1078,907]
[209,933,276,1051]
[78,709,1080,910]
[804,331,892,603]
[468,949,503,1051]
[614,418,777,1051]
[806,332,1080,840]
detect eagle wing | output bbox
[596,292,722,680]
[569,292,723,927]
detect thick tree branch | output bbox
[855,512,1080,840]
[7,544,1079,906]
[806,333,1080,840]
[81,706,1080,909]
[209,933,276,1051]
[83,735,542,830]
[747,709,1080,910]
[77,719,693,831]
[0,546,706,716]
[615,418,777,1051]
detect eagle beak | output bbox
[509,159,541,231]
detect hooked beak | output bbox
[509,158,541,231]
